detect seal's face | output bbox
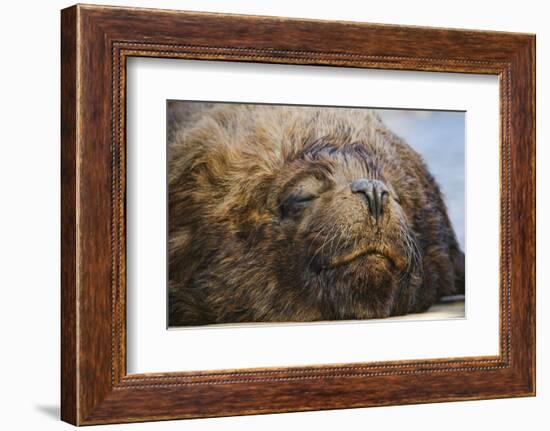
[267,145,420,319]
[168,105,463,325]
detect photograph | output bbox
[0,0,541,428]
[167,101,466,327]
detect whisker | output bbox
[307,224,340,268]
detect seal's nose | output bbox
[351,178,389,223]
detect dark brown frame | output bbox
[61,4,535,425]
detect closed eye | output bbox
[280,193,317,218]
[292,193,317,203]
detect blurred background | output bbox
[376,109,465,250]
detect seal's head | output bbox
[168,104,464,325]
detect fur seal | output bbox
[168,103,464,326]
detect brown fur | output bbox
[168,103,464,326]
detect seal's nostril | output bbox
[351,178,389,223]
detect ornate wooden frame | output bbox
[61,4,535,425]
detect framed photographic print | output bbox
[61,4,535,425]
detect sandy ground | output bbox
[380,296,465,322]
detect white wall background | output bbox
[0,0,546,429]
